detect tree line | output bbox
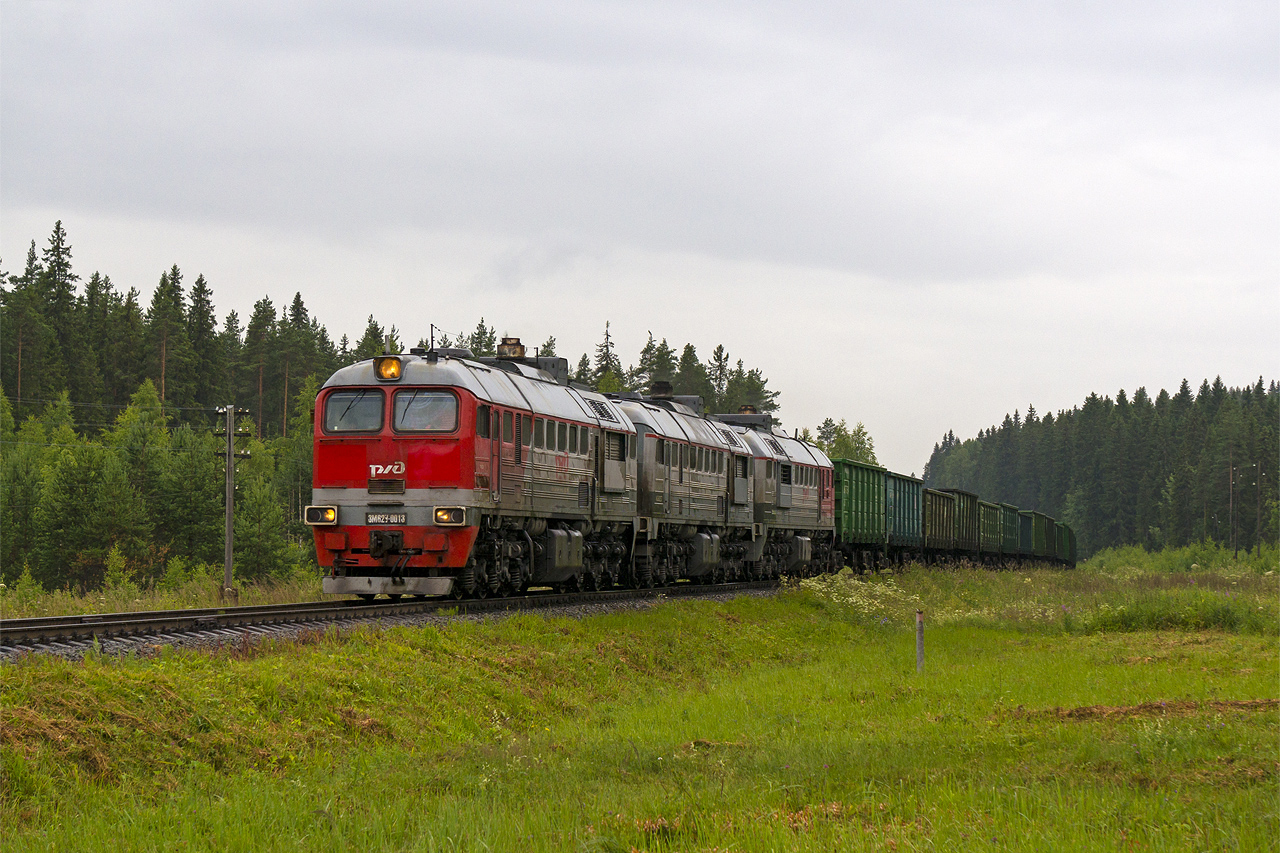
[1,223,793,437]
[922,378,1278,558]
[4,220,875,592]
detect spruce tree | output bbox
[101,288,147,406]
[353,315,387,361]
[34,441,103,590]
[706,344,730,404]
[240,298,277,437]
[88,451,154,585]
[186,274,223,409]
[154,424,224,565]
[592,322,623,384]
[466,318,497,357]
[218,310,243,406]
[0,242,56,419]
[0,401,46,579]
[234,475,290,580]
[574,354,591,384]
[38,221,78,367]
[144,266,197,411]
[104,379,170,520]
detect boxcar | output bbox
[978,500,1002,558]
[885,471,923,555]
[1000,503,1020,555]
[833,458,886,566]
[1031,512,1052,559]
[1017,511,1034,556]
[923,489,956,554]
[939,489,980,555]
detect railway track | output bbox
[0,580,779,659]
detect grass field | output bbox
[2,548,1276,851]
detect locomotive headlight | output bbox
[374,356,402,381]
[304,505,339,526]
[433,506,465,526]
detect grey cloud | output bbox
[5,2,1274,285]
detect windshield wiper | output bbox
[338,390,367,425]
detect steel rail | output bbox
[0,581,778,653]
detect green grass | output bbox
[2,556,1277,851]
[803,547,1278,636]
[0,562,324,619]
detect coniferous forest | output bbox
[2,221,1271,591]
[0,222,797,592]
[923,380,1278,559]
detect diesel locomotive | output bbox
[304,338,837,599]
[305,338,1074,599]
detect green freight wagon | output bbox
[1066,526,1077,566]
[833,458,886,547]
[939,489,980,554]
[1031,512,1052,558]
[923,489,956,553]
[885,471,923,551]
[978,500,1002,557]
[1000,503,1020,555]
[1054,522,1067,564]
[1018,511,1034,556]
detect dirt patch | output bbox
[337,707,394,738]
[1012,698,1278,721]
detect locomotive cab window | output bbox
[534,418,544,448]
[323,389,384,433]
[502,411,513,443]
[655,439,665,465]
[521,415,532,446]
[393,390,458,433]
[476,405,490,439]
[569,425,579,454]
[558,422,568,452]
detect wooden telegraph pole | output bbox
[216,406,252,600]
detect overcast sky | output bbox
[2,1,1276,473]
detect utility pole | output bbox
[216,406,252,600]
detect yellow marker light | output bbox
[374,357,402,381]
[304,505,339,525]
[434,507,465,526]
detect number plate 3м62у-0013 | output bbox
[366,512,407,525]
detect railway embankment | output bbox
[2,550,1276,851]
